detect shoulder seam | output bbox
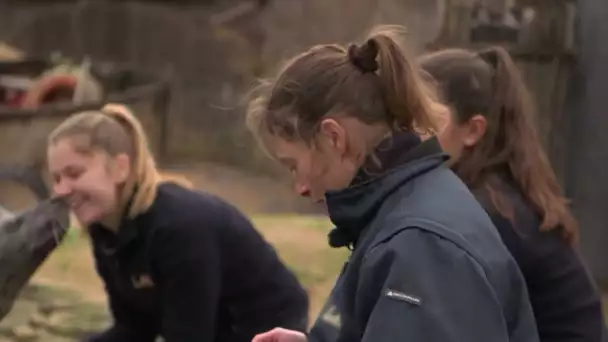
[366,217,492,274]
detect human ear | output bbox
[463,114,487,147]
[318,118,348,157]
[109,153,131,184]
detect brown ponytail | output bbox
[420,46,578,244]
[362,26,441,134]
[246,25,445,154]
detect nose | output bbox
[294,183,311,198]
[52,179,72,197]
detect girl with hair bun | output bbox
[248,26,539,342]
[46,103,309,342]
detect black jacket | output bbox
[86,183,309,342]
[308,134,540,342]
[472,178,607,342]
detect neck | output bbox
[362,125,392,155]
[350,131,422,186]
[100,212,121,233]
[99,183,136,233]
[326,134,446,249]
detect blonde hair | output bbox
[48,103,189,220]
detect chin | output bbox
[73,209,103,227]
[316,201,329,215]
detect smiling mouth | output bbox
[67,196,86,212]
[69,202,83,212]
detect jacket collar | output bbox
[325,133,448,249]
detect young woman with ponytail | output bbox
[46,103,309,342]
[248,25,539,342]
[419,47,606,342]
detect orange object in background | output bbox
[21,74,78,109]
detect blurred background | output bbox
[0,0,606,340]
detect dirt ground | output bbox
[163,162,323,214]
[0,283,110,341]
[0,161,321,214]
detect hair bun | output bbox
[347,39,379,73]
[477,48,498,69]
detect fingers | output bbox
[251,327,292,342]
[252,328,278,342]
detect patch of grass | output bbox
[30,213,608,327]
[0,282,110,341]
[249,215,347,318]
[34,214,348,319]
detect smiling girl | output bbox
[46,103,309,342]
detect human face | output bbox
[47,138,130,226]
[268,118,363,202]
[437,110,487,165]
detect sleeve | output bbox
[356,228,527,342]
[86,295,156,342]
[151,214,223,342]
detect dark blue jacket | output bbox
[86,183,308,342]
[308,135,540,342]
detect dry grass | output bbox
[34,212,608,327]
[32,214,347,321]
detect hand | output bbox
[252,328,307,342]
